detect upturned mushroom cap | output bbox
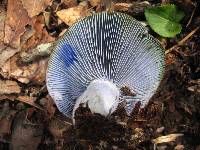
[46,11,165,118]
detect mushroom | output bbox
[46,11,165,123]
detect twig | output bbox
[165,26,200,54]
[186,6,196,27]
[20,42,54,63]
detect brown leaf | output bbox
[21,15,55,51]
[57,3,90,26]
[10,110,44,150]
[152,134,184,144]
[0,6,6,42]
[0,109,16,134]
[48,118,71,138]
[89,0,101,7]
[1,54,48,84]
[45,95,56,118]
[21,0,52,18]
[17,96,43,110]
[43,11,51,27]
[0,80,21,95]
[174,145,184,150]
[167,98,176,113]
[113,3,133,12]
[0,101,10,119]
[31,58,48,84]
[0,110,17,136]
[20,24,35,46]
[187,85,200,93]
[0,43,20,67]
[0,117,12,135]
[93,0,113,11]
[4,0,32,48]
[113,2,150,13]
[0,95,17,101]
[2,55,38,83]
[3,16,53,83]
[61,0,78,7]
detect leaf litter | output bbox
[0,0,200,149]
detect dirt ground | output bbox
[0,0,200,150]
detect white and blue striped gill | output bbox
[46,11,165,119]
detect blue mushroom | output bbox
[46,11,165,122]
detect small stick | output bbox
[20,42,54,63]
[165,26,199,54]
[186,6,196,27]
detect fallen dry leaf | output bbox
[43,11,51,27]
[89,0,101,7]
[20,24,35,47]
[0,95,17,101]
[0,43,20,67]
[2,55,39,83]
[17,96,43,110]
[95,0,113,11]
[156,127,165,134]
[0,101,10,119]
[152,133,184,144]
[113,2,150,14]
[113,3,133,12]
[4,0,32,48]
[187,85,200,93]
[1,54,48,84]
[0,117,12,135]
[0,109,17,135]
[45,95,56,118]
[21,15,55,51]
[174,144,184,150]
[48,118,71,138]
[57,3,90,26]
[62,0,78,7]
[21,0,52,18]
[0,6,6,42]
[0,80,21,95]
[187,79,200,93]
[10,110,44,150]
[31,58,48,84]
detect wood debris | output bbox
[20,42,54,63]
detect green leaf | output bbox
[145,4,184,37]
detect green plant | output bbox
[145,4,184,37]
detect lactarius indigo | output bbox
[46,12,165,122]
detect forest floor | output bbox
[0,0,200,150]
